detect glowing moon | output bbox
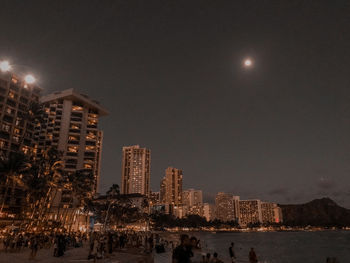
[244,59,252,67]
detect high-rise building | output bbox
[0,71,41,157]
[0,71,41,218]
[182,189,203,207]
[36,89,108,194]
[273,205,283,224]
[239,199,263,226]
[215,192,240,222]
[261,202,275,224]
[261,202,283,224]
[121,145,151,196]
[203,203,215,221]
[160,167,183,206]
[182,189,203,217]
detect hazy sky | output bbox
[1,1,350,207]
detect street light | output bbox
[24,74,35,84]
[0,61,11,72]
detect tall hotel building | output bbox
[182,189,203,207]
[121,145,151,196]
[36,89,108,194]
[215,192,240,222]
[160,167,183,206]
[0,71,41,217]
[0,71,41,157]
[261,202,283,224]
[239,199,263,226]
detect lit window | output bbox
[2,124,10,132]
[85,146,95,151]
[22,146,29,154]
[86,133,96,140]
[84,163,93,169]
[72,105,83,111]
[68,146,78,153]
[6,107,14,114]
[88,119,97,125]
[70,124,80,129]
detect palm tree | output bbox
[65,170,94,231]
[26,101,44,124]
[106,184,120,197]
[0,152,30,214]
[23,147,64,231]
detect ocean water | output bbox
[155,231,350,263]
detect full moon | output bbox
[244,59,252,67]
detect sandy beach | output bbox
[0,245,153,263]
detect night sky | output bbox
[1,1,350,207]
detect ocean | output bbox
[155,231,350,263]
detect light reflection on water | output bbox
[155,231,350,263]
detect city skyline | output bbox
[1,1,350,207]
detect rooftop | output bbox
[41,88,108,116]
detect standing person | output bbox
[229,242,236,262]
[205,253,211,262]
[249,248,258,263]
[29,235,38,260]
[91,238,99,263]
[53,236,58,257]
[210,252,224,263]
[172,234,192,263]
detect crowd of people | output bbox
[0,230,338,263]
[0,230,87,259]
[87,230,156,262]
[170,234,258,263]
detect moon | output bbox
[244,58,253,67]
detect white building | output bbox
[38,89,108,195]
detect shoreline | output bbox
[153,227,350,233]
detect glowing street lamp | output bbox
[24,74,35,84]
[0,61,11,72]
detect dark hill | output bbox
[280,198,350,227]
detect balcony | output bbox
[66,152,78,157]
[6,98,16,107]
[3,115,13,124]
[69,129,80,133]
[84,152,95,157]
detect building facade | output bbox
[203,203,215,221]
[182,189,203,207]
[0,71,41,218]
[0,71,41,158]
[36,89,108,195]
[239,200,263,226]
[121,145,151,196]
[215,192,240,222]
[261,202,283,224]
[160,167,183,206]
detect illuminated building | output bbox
[36,89,108,195]
[0,71,41,157]
[215,192,240,222]
[160,167,183,206]
[121,145,151,196]
[239,199,263,226]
